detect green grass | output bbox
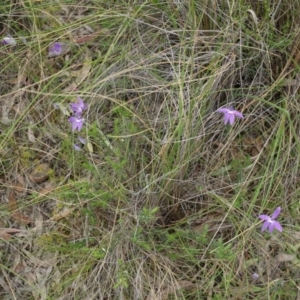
[1,0,300,299]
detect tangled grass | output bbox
[1,0,300,299]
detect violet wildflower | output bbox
[48,42,67,57]
[73,137,86,151]
[259,207,283,233]
[78,136,86,144]
[69,116,85,132]
[217,107,244,125]
[73,144,81,151]
[2,35,16,46]
[70,97,88,116]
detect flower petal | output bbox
[68,117,77,131]
[73,123,79,131]
[78,137,86,144]
[272,221,283,232]
[77,119,84,131]
[258,214,270,221]
[48,42,68,57]
[233,111,244,119]
[268,222,275,233]
[229,113,235,125]
[70,103,78,110]
[73,144,81,151]
[77,97,84,106]
[68,116,75,123]
[223,113,230,125]
[48,42,62,56]
[261,221,269,232]
[217,108,230,114]
[2,35,17,46]
[70,103,80,114]
[271,207,281,219]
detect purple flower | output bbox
[70,97,88,116]
[2,35,16,46]
[217,107,244,125]
[73,144,81,151]
[78,136,86,144]
[48,42,67,57]
[259,207,283,233]
[73,137,86,151]
[69,116,85,131]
